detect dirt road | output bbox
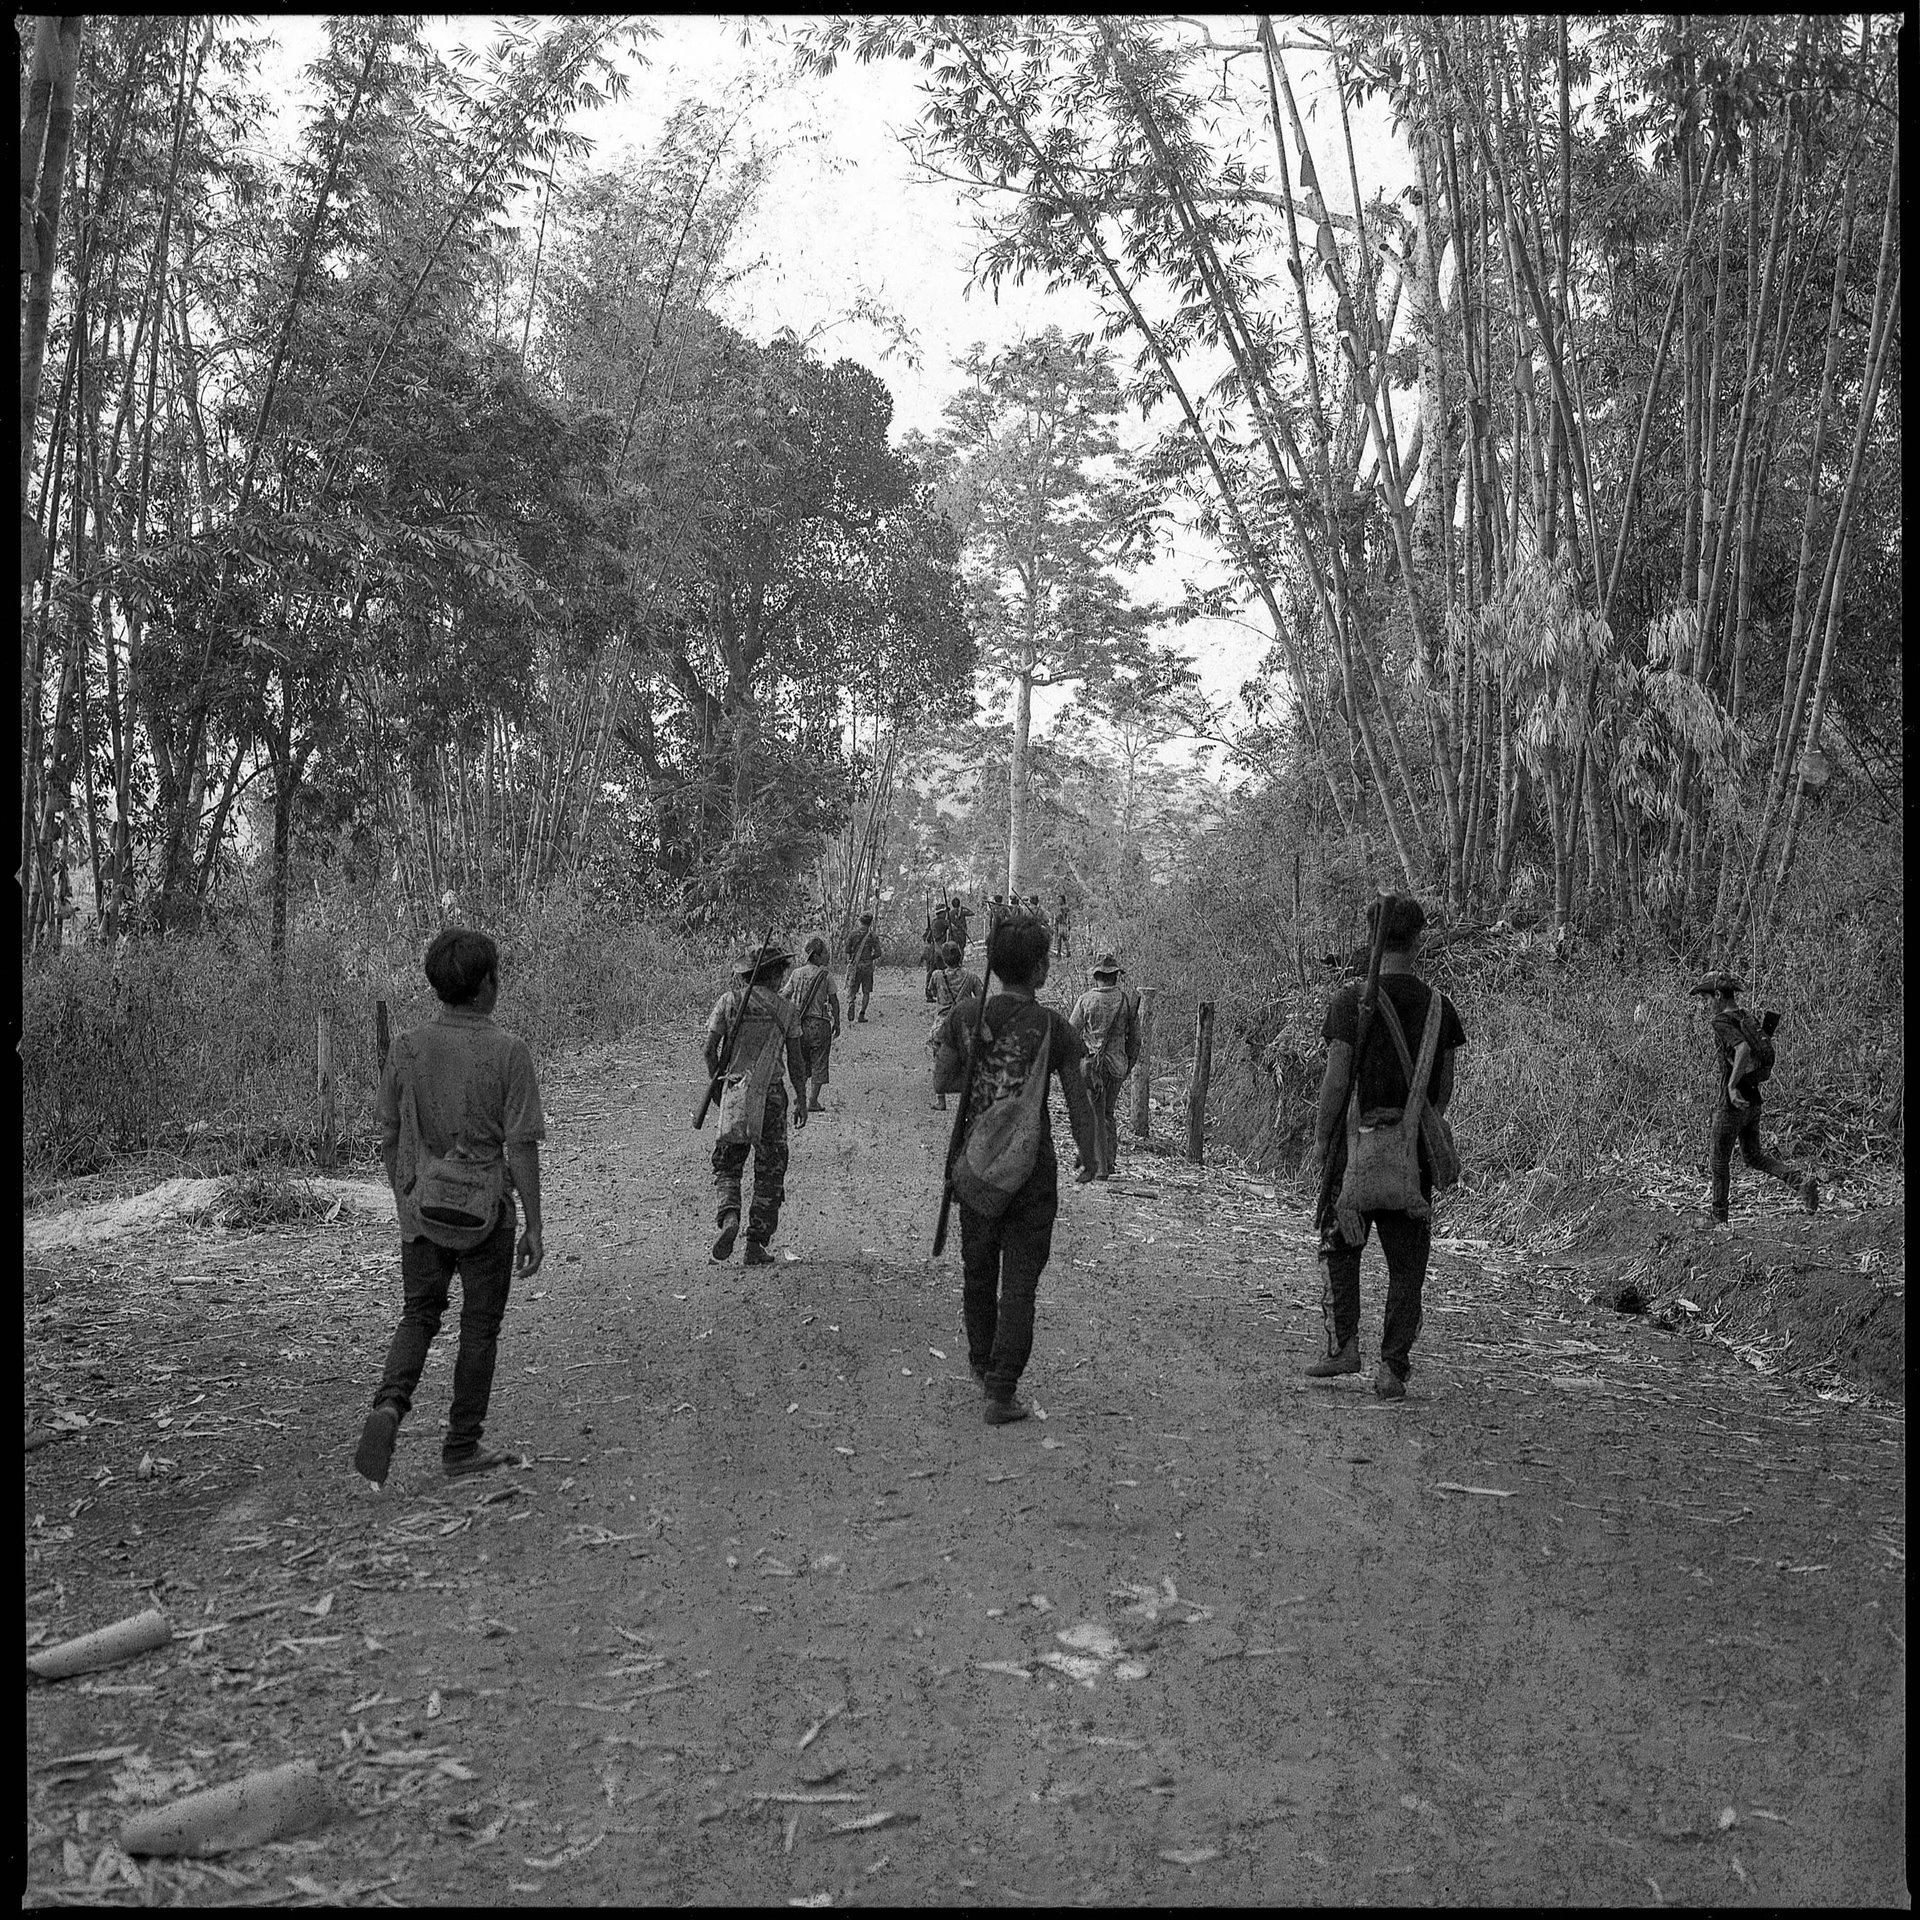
[24,965,1908,1906]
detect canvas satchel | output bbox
[1375,992,1462,1193]
[949,1011,1052,1220]
[715,987,785,1149]
[1336,988,1445,1221]
[399,1075,505,1251]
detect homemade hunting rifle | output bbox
[932,904,998,1257]
[692,927,777,1130]
[1314,892,1390,1253]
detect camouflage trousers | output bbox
[713,1079,789,1244]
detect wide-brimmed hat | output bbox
[1091,950,1123,978]
[1688,970,1742,997]
[733,940,793,977]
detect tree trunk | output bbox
[1006,665,1033,897]
[19,16,85,509]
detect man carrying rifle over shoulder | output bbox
[703,939,810,1267]
[932,914,1099,1426]
[1307,894,1465,1400]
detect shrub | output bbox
[22,896,714,1185]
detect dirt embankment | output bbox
[23,966,1907,1907]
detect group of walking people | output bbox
[352,894,1819,1477]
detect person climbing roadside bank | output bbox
[845,912,880,1022]
[1307,894,1465,1401]
[705,940,810,1267]
[934,916,1100,1425]
[1690,971,1819,1224]
[1070,951,1139,1179]
[784,935,843,1114]
[355,928,546,1488]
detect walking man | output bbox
[1053,895,1072,959]
[355,928,545,1488]
[784,935,843,1114]
[934,916,1100,1424]
[706,940,810,1266]
[924,897,953,1001]
[947,894,971,956]
[1307,895,1465,1400]
[1690,971,1819,1223]
[928,940,984,1111]
[845,912,880,1022]
[1070,951,1139,1179]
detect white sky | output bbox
[256,16,1409,748]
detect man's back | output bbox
[384,1010,542,1164]
[1071,984,1134,1069]
[1323,975,1465,1115]
[708,983,799,1077]
[785,963,837,1026]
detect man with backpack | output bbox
[1307,895,1465,1401]
[1070,951,1140,1179]
[845,912,880,1021]
[783,935,843,1114]
[355,928,546,1488]
[933,916,1100,1425]
[927,939,984,1112]
[947,894,971,956]
[705,940,811,1266]
[923,898,953,1002]
[1690,972,1819,1223]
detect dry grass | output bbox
[22,900,714,1187]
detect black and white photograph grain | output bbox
[21,11,1904,1908]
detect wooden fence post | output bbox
[1186,1002,1214,1164]
[1130,988,1157,1138]
[375,999,391,1073]
[316,1011,336,1171]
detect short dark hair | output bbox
[424,928,498,1005]
[805,936,826,962]
[939,941,962,966]
[1368,894,1427,953]
[990,916,1050,988]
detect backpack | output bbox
[1337,989,1446,1221]
[949,1011,1052,1219]
[399,1075,506,1250]
[1734,1009,1776,1087]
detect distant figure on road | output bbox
[1070,951,1140,1179]
[705,941,810,1267]
[1053,895,1072,959]
[923,897,953,1001]
[927,940,984,1112]
[784,936,843,1114]
[845,913,880,1021]
[356,928,546,1489]
[1690,971,1818,1224]
[933,916,1099,1425]
[1307,895,1465,1401]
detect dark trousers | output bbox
[961,1155,1059,1398]
[1090,1068,1123,1175]
[374,1203,516,1457]
[1322,1207,1429,1382]
[849,969,873,1013]
[713,1080,790,1243]
[1709,1097,1802,1213]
